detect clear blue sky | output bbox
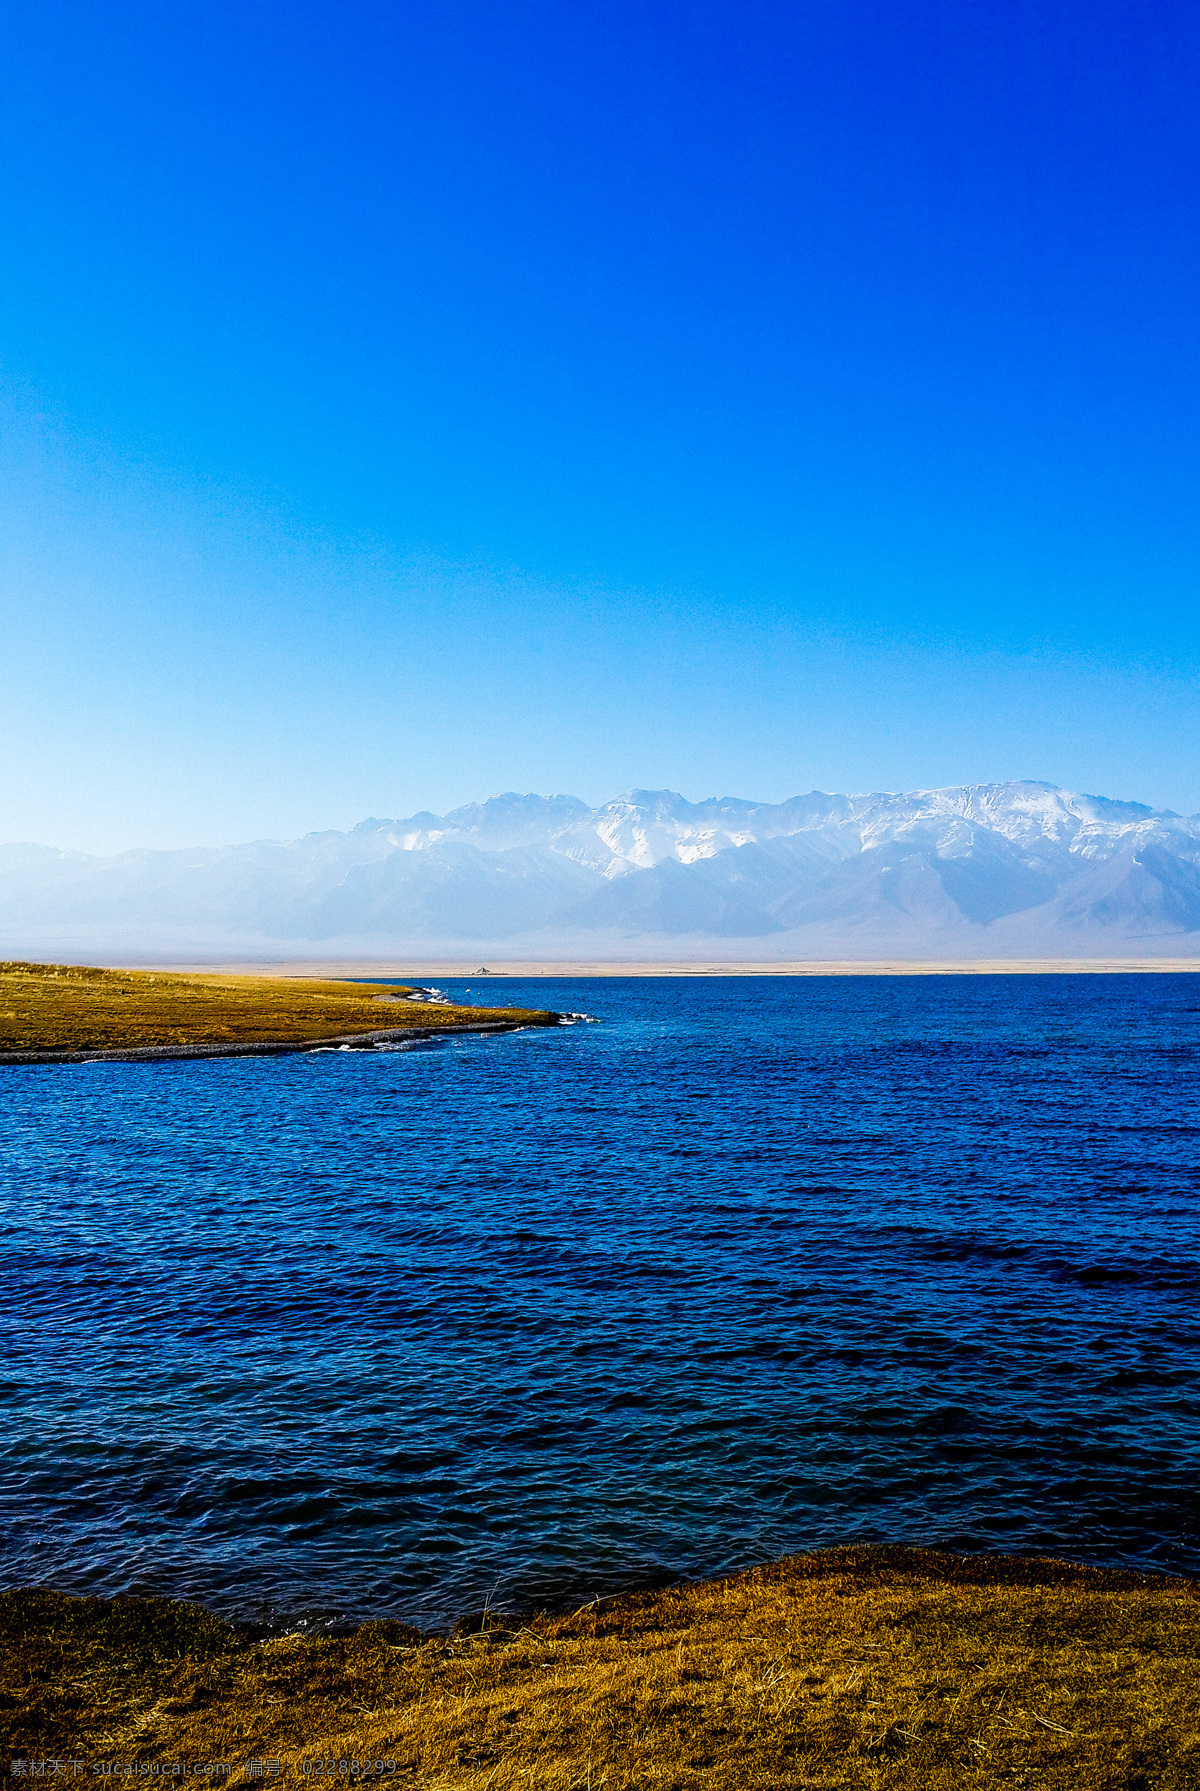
[2,0,1198,851]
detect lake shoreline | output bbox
[0,961,560,1060]
[4,1547,1197,1787]
[0,1019,532,1067]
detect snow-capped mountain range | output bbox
[4,782,1200,960]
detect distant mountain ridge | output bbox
[4,781,1200,959]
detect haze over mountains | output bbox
[3,782,1200,961]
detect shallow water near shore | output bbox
[2,974,1198,1628]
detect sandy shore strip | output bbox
[116,956,1200,978]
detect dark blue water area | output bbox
[2,974,1199,1630]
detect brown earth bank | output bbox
[3,1549,1198,1789]
[0,963,558,1059]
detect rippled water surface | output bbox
[2,974,1199,1626]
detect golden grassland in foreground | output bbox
[0,962,556,1054]
[3,1550,1198,1789]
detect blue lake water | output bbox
[2,974,1198,1629]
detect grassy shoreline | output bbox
[3,1549,1197,1787]
[0,963,558,1059]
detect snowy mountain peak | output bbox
[2,780,1197,958]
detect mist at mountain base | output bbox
[4,781,1200,960]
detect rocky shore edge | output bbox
[0,1019,541,1067]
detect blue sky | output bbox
[2,0,1198,851]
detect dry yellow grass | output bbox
[2,1549,1197,1788]
[0,962,557,1055]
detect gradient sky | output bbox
[2,0,1199,852]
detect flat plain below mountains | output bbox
[4,780,1200,961]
